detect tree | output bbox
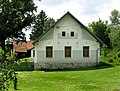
[46,18,56,30]
[110,9,120,26]
[0,0,37,51]
[30,10,55,40]
[109,10,120,48]
[89,19,111,48]
[0,0,40,90]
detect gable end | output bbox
[34,11,103,44]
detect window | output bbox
[62,31,66,37]
[65,46,71,57]
[33,50,35,57]
[46,46,53,58]
[71,32,74,37]
[83,46,89,57]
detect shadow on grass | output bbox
[14,89,21,90]
[96,61,114,69]
[42,62,114,72]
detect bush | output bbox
[0,49,18,90]
[13,58,34,71]
[13,62,34,71]
[17,58,30,63]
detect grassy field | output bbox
[8,64,120,91]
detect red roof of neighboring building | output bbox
[13,41,34,52]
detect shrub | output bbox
[0,49,18,90]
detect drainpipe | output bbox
[96,47,100,65]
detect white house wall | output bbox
[32,14,100,69]
[31,48,37,63]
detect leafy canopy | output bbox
[30,10,55,40]
[110,9,120,26]
[89,19,111,48]
[109,9,120,48]
[0,0,37,50]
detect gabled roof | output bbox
[13,41,34,52]
[34,11,103,44]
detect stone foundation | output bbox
[34,62,98,70]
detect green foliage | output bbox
[13,58,34,71]
[13,62,34,71]
[109,11,119,48]
[0,0,38,50]
[110,27,120,48]
[110,9,120,26]
[101,46,110,57]
[0,49,18,90]
[89,9,120,60]
[104,10,120,61]
[109,10,120,48]
[88,19,111,48]
[106,48,120,63]
[17,58,30,63]
[30,10,55,40]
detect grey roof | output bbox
[34,11,103,44]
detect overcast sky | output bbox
[35,0,120,25]
[25,0,120,40]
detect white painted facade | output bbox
[31,12,101,69]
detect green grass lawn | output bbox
[8,65,120,91]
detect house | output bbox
[31,12,102,70]
[13,40,34,58]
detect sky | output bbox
[25,0,120,40]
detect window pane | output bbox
[71,32,74,37]
[83,46,89,57]
[62,31,65,37]
[65,46,71,57]
[46,47,53,57]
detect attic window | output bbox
[71,32,74,37]
[62,31,66,37]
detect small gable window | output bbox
[62,31,66,37]
[71,32,74,37]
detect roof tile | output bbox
[13,41,34,52]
